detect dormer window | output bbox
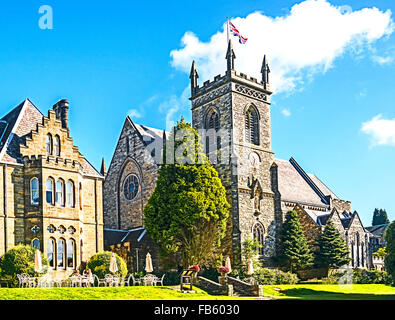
[53,135,60,156]
[46,134,52,155]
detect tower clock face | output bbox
[249,152,260,166]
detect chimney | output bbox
[53,99,69,131]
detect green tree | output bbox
[316,220,351,274]
[372,208,390,226]
[373,247,386,259]
[87,251,128,279]
[280,210,314,272]
[144,118,230,267]
[0,244,48,287]
[384,221,395,283]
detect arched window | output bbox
[31,238,40,250]
[47,238,55,268]
[245,106,259,145]
[53,135,60,156]
[252,222,265,256]
[30,177,39,205]
[206,109,220,130]
[205,109,220,160]
[356,233,360,267]
[66,180,74,208]
[45,134,52,155]
[46,178,54,205]
[57,238,66,269]
[79,182,82,210]
[67,239,76,269]
[56,179,64,206]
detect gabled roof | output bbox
[274,158,337,208]
[0,99,102,178]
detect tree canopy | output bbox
[384,221,395,284]
[372,208,390,226]
[144,118,230,267]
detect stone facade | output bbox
[103,39,374,270]
[0,99,104,277]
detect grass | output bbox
[259,284,395,300]
[0,284,394,300]
[0,286,241,300]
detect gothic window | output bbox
[56,179,64,206]
[45,134,52,155]
[356,233,360,268]
[123,174,139,200]
[67,239,76,269]
[253,222,265,256]
[31,238,40,250]
[46,178,54,205]
[30,177,39,205]
[79,182,82,210]
[351,242,355,267]
[66,180,74,208]
[245,106,259,145]
[53,135,60,156]
[47,238,55,268]
[57,238,66,269]
[205,109,220,159]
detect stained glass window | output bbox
[123,175,139,200]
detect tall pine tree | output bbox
[384,220,395,284]
[280,210,314,272]
[316,220,350,274]
[372,208,390,226]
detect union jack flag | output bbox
[229,21,248,44]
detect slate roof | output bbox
[366,224,389,238]
[275,158,336,208]
[103,227,148,247]
[0,99,102,178]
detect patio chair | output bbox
[112,275,120,287]
[127,274,141,286]
[93,274,106,287]
[154,274,165,286]
[70,275,82,287]
[104,274,114,287]
[143,274,156,286]
[17,274,28,288]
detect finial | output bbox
[261,55,270,90]
[226,39,236,72]
[189,60,199,96]
[100,157,107,176]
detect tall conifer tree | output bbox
[280,210,314,272]
[316,220,350,273]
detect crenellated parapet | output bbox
[22,154,82,171]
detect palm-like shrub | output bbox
[87,251,127,279]
[0,244,48,287]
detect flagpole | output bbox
[226,17,229,43]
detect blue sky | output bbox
[0,0,394,226]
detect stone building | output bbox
[103,40,372,270]
[0,98,104,277]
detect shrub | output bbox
[156,271,181,286]
[87,251,127,279]
[0,244,48,287]
[323,269,392,285]
[253,268,299,285]
[200,267,220,282]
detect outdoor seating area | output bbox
[13,251,165,289]
[16,273,165,288]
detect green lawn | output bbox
[259,284,395,300]
[0,284,394,300]
[0,286,239,300]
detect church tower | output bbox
[190,40,279,265]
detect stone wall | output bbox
[103,118,159,230]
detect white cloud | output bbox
[158,86,190,131]
[281,109,291,117]
[170,0,394,94]
[128,95,159,119]
[372,55,394,65]
[361,114,395,146]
